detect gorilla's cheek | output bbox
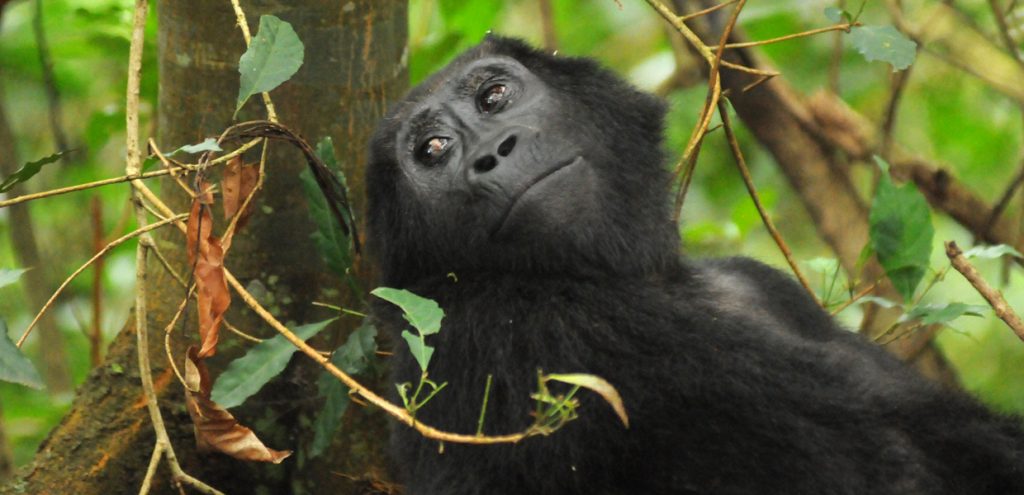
[492,158,596,239]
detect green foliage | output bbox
[236,15,304,115]
[310,321,377,458]
[869,156,934,302]
[372,288,447,413]
[0,320,45,390]
[545,373,629,427]
[849,25,917,71]
[210,318,335,408]
[300,137,354,280]
[900,303,987,327]
[0,151,70,193]
[0,268,28,289]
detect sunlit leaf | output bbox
[849,25,917,71]
[0,268,28,289]
[236,15,304,114]
[963,244,1023,260]
[869,156,934,302]
[372,287,444,336]
[211,318,335,409]
[173,138,222,155]
[401,330,434,373]
[0,320,45,390]
[546,373,629,428]
[0,151,70,193]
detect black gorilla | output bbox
[365,36,1024,495]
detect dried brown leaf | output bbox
[184,347,292,464]
[221,156,258,228]
[187,190,230,358]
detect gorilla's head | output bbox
[367,36,679,284]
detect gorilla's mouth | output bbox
[491,156,583,237]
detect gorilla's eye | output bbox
[478,84,509,113]
[415,136,452,167]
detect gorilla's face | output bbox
[392,55,600,240]
[367,37,677,284]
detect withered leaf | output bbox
[221,156,259,229]
[187,192,230,358]
[184,347,292,464]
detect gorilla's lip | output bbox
[491,156,582,237]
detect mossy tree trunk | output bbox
[2,1,407,493]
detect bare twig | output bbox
[945,241,1024,339]
[988,0,1024,67]
[16,213,187,348]
[0,139,258,209]
[830,281,880,316]
[984,156,1024,237]
[709,24,856,50]
[679,0,738,22]
[829,0,846,93]
[719,99,819,305]
[879,65,914,159]
[125,2,222,493]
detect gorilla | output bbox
[365,36,1024,495]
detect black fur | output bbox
[365,36,1024,494]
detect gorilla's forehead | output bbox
[398,55,533,117]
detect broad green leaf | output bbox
[869,157,934,302]
[172,138,222,155]
[211,318,334,408]
[401,330,434,372]
[372,288,444,336]
[0,151,69,193]
[900,303,987,326]
[236,15,304,114]
[849,25,917,71]
[0,268,28,289]
[964,244,1023,260]
[0,320,44,389]
[546,373,629,427]
[310,321,377,458]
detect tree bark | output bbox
[2,1,407,493]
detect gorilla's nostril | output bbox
[497,135,517,157]
[474,155,498,173]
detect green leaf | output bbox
[0,320,45,389]
[0,268,28,289]
[0,151,70,193]
[546,373,629,427]
[964,244,1024,260]
[371,288,444,336]
[901,303,987,326]
[310,321,377,458]
[172,138,222,155]
[236,15,304,114]
[401,329,434,372]
[849,25,917,71]
[211,318,334,408]
[869,156,934,302]
[300,166,352,278]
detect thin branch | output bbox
[829,0,846,93]
[988,0,1024,67]
[90,197,104,366]
[0,138,259,209]
[16,213,187,348]
[830,281,880,316]
[125,2,222,493]
[984,155,1024,237]
[879,65,914,159]
[678,0,738,22]
[946,241,1024,339]
[709,24,856,50]
[719,98,820,305]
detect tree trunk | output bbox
[2,1,407,493]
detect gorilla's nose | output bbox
[471,134,518,174]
